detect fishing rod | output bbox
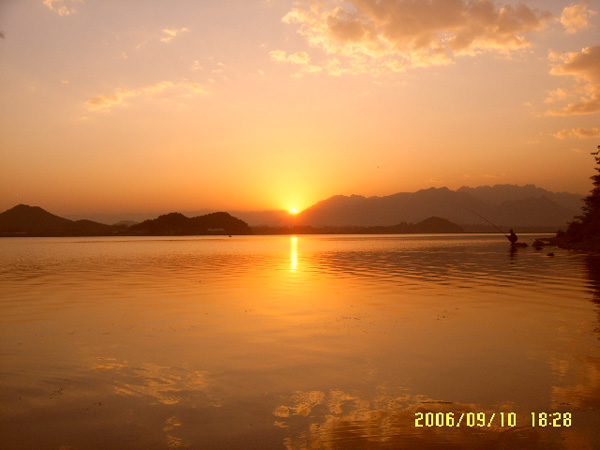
[456,204,510,240]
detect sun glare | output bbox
[289,208,298,214]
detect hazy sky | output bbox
[1,0,599,215]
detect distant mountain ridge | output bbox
[60,184,583,228]
[456,184,583,210]
[1,184,584,233]
[295,185,583,228]
[1,204,465,236]
[0,205,252,237]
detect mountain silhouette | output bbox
[0,183,583,235]
[252,216,464,234]
[0,205,252,236]
[296,186,582,228]
[127,212,252,235]
[0,204,113,236]
[59,184,583,228]
[456,184,582,210]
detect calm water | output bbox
[1,235,599,450]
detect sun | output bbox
[289,208,298,214]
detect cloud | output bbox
[85,89,136,111]
[280,0,552,75]
[544,87,568,103]
[269,49,323,76]
[269,50,311,64]
[560,2,597,34]
[42,0,82,16]
[554,127,600,139]
[190,60,203,71]
[546,46,600,116]
[85,80,208,112]
[160,27,189,43]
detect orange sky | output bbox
[1,0,599,215]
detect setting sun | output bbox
[289,208,299,214]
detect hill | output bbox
[0,204,114,236]
[127,212,252,236]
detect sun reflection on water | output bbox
[290,236,298,272]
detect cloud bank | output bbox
[279,0,552,75]
[554,127,600,139]
[547,45,600,116]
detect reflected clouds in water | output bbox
[272,389,593,450]
[93,357,209,406]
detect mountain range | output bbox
[62,184,583,229]
[1,184,584,235]
[293,185,583,229]
[0,205,252,237]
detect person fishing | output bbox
[457,204,521,245]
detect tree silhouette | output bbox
[581,145,600,222]
[565,145,600,243]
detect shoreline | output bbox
[543,236,600,253]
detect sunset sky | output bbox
[1,0,599,216]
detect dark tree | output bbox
[580,145,600,223]
[566,145,600,242]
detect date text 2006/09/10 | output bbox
[414,411,572,428]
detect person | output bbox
[508,229,518,244]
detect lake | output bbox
[1,235,599,449]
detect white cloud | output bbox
[42,0,82,16]
[85,80,208,112]
[544,88,568,104]
[560,2,597,34]
[554,127,600,139]
[270,50,323,76]
[547,46,600,116]
[160,27,189,43]
[280,0,552,76]
[269,50,311,64]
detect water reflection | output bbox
[1,236,599,449]
[290,236,298,272]
[272,390,574,450]
[93,357,209,406]
[302,236,590,296]
[584,254,600,306]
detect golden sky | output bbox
[1,0,599,215]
